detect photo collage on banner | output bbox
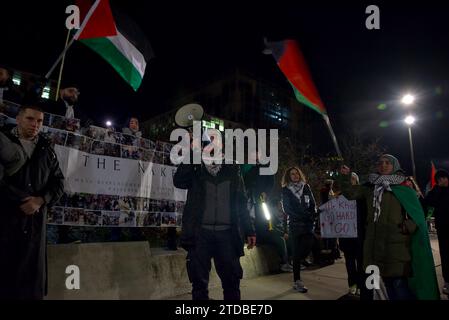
[0,108,185,228]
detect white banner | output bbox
[319,195,357,238]
[55,145,186,201]
[2,111,187,228]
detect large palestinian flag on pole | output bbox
[74,0,153,91]
[267,39,326,116]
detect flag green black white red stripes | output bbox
[266,39,326,115]
[75,0,154,91]
[265,39,342,157]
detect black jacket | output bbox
[424,186,449,231]
[281,184,317,235]
[243,165,274,232]
[0,125,64,299]
[173,163,255,256]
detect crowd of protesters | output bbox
[1,66,448,300]
[239,152,446,300]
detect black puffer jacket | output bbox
[0,125,64,299]
[281,184,317,235]
[424,186,449,230]
[173,163,255,256]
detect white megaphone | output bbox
[174,103,211,148]
[174,103,204,128]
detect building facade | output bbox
[142,69,311,151]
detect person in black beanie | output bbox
[424,169,449,295]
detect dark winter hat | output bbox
[435,169,449,180]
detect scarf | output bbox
[368,173,406,222]
[288,182,305,203]
[204,163,222,176]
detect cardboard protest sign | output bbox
[319,195,357,238]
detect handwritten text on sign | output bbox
[319,195,357,238]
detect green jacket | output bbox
[336,175,439,300]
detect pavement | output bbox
[170,236,448,300]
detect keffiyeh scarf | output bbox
[204,163,222,176]
[288,182,306,203]
[368,173,406,222]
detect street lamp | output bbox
[404,115,415,126]
[404,115,417,179]
[106,120,112,127]
[401,94,415,106]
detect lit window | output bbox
[12,74,21,86]
[41,86,51,99]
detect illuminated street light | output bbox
[401,94,415,105]
[106,120,112,127]
[404,115,416,126]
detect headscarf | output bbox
[369,154,406,222]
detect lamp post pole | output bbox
[408,125,417,179]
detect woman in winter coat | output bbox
[281,166,317,293]
[336,154,439,300]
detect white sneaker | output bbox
[293,280,308,293]
[280,264,293,273]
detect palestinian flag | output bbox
[392,186,440,300]
[267,39,326,115]
[74,0,153,91]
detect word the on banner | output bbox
[319,195,357,238]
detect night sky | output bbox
[2,0,449,185]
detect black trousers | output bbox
[340,239,363,288]
[186,228,243,300]
[291,232,314,281]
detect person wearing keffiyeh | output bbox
[336,154,439,300]
[173,139,256,300]
[281,166,317,293]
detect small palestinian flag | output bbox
[266,39,326,116]
[74,0,154,91]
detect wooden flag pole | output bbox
[45,0,100,80]
[55,29,72,101]
[45,36,77,80]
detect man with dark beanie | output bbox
[424,169,449,295]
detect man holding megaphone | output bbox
[173,120,256,300]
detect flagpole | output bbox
[45,0,100,81]
[45,36,77,80]
[322,114,343,159]
[55,29,72,101]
